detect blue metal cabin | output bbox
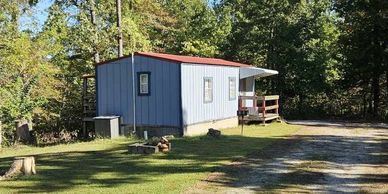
[95,52,278,136]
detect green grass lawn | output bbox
[0,123,299,194]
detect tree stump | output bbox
[0,156,36,180]
[15,120,32,143]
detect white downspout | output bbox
[131,53,136,134]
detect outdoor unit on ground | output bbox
[93,116,120,138]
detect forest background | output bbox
[0,0,387,144]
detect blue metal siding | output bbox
[96,56,181,128]
[181,63,240,125]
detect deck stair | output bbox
[82,74,96,137]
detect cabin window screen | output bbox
[138,72,150,96]
[204,77,213,103]
[229,77,236,100]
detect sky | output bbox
[20,0,217,32]
[19,0,53,32]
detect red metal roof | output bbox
[136,52,252,67]
[95,52,252,67]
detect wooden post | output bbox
[253,96,257,109]
[241,114,244,135]
[262,96,266,125]
[238,96,242,110]
[82,77,88,100]
[275,98,279,115]
[83,122,87,139]
[262,96,266,118]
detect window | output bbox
[229,77,236,100]
[138,72,150,96]
[204,77,213,103]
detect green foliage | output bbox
[0,0,387,144]
[0,31,58,134]
[164,0,232,57]
[334,0,388,117]
[221,0,343,118]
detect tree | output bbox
[116,0,123,57]
[34,0,176,132]
[335,0,388,117]
[220,0,340,118]
[163,0,232,57]
[0,26,58,139]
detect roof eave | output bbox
[239,67,278,79]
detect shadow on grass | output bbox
[0,135,279,193]
[207,128,388,193]
[3,126,386,193]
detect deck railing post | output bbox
[253,96,257,110]
[239,95,280,125]
[262,96,266,118]
[238,96,242,110]
[262,96,266,125]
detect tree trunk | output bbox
[386,71,388,106]
[372,73,380,117]
[0,121,2,148]
[90,0,100,63]
[0,157,36,180]
[267,19,275,94]
[368,79,373,115]
[362,93,367,118]
[116,0,123,57]
[10,12,19,35]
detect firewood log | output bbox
[161,137,169,144]
[160,144,168,149]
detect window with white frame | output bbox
[229,77,236,100]
[138,72,150,96]
[204,77,213,103]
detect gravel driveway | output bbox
[186,121,388,193]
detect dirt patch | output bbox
[184,122,388,193]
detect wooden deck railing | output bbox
[238,95,280,123]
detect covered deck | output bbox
[238,66,280,124]
[238,95,280,124]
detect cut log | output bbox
[160,137,169,144]
[159,144,168,149]
[0,156,36,180]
